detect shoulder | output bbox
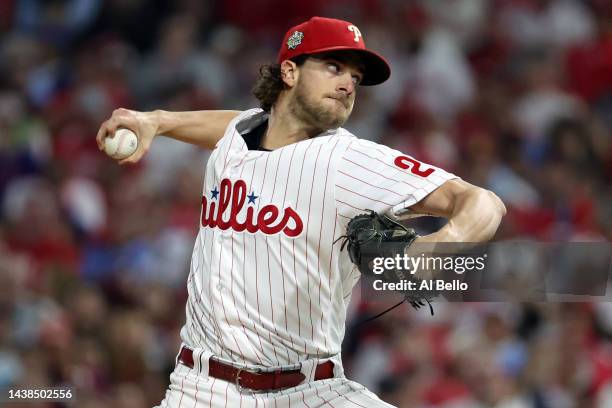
[299,131,398,165]
[329,131,394,159]
[308,127,358,149]
[233,108,267,130]
[215,108,266,148]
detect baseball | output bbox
[104,128,138,160]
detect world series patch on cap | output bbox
[277,16,391,86]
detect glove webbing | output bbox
[334,233,435,324]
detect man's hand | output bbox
[97,109,240,157]
[97,108,160,164]
[341,211,438,312]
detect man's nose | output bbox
[337,73,355,96]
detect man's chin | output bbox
[324,117,347,130]
[297,99,349,130]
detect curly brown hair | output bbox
[252,56,308,113]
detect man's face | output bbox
[288,53,364,131]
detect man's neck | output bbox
[261,100,323,150]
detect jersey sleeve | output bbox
[215,108,262,148]
[334,139,458,219]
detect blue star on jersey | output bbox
[247,192,258,204]
[211,187,219,200]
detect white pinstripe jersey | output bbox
[180,109,457,368]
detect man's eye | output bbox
[328,63,340,73]
[352,75,361,85]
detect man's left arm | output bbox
[408,179,507,243]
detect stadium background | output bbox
[1,0,612,406]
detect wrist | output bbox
[150,109,165,135]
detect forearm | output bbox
[419,189,506,243]
[154,110,241,149]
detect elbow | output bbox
[487,190,506,218]
[481,189,506,241]
[468,187,506,242]
[476,188,505,226]
[465,187,506,220]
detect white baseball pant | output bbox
[155,349,395,408]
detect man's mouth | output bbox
[327,96,348,108]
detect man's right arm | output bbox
[96,108,241,164]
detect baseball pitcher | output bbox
[97,16,506,408]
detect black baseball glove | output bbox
[339,210,438,314]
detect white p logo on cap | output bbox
[347,25,362,43]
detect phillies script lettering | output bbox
[201,179,303,237]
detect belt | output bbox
[177,346,334,392]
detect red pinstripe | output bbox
[223,129,237,172]
[213,138,227,171]
[229,217,260,363]
[335,199,365,212]
[246,159,267,361]
[196,165,216,350]
[268,153,293,362]
[337,169,405,197]
[223,381,229,408]
[178,369,186,407]
[208,378,216,407]
[300,390,311,408]
[305,144,323,351]
[259,152,282,365]
[332,387,370,408]
[207,228,224,357]
[187,235,202,347]
[322,206,339,352]
[216,223,246,360]
[213,140,248,360]
[346,146,438,190]
[335,184,396,207]
[251,156,276,363]
[207,146,229,358]
[291,140,315,347]
[193,180,209,349]
[357,141,392,157]
[365,141,442,184]
[253,163,265,360]
[341,156,421,191]
[312,382,334,408]
[229,207,249,362]
[262,152,290,358]
[279,144,298,358]
[193,368,200,408]
[316,139,339,355]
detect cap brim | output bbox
[303,46,391,86]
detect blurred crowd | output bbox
[1,0,612,407]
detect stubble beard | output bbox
[289,81,350,132]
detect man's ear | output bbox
[280,60,299,87]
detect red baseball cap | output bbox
[278,17,391,86]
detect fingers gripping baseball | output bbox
[96,108,158,164]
